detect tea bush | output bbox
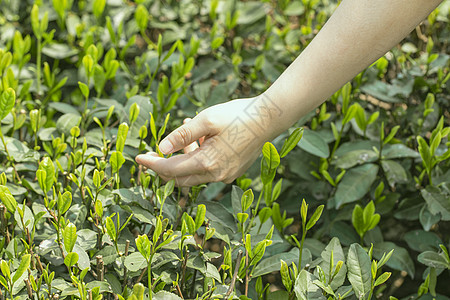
[0,0,449,299]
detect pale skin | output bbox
[136,0,444,186]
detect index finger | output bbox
[135,150,207,178]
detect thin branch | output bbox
[225,250,243,299]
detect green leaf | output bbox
[64,252,79,268]
[262,142,280,170]
[421,186,450,221]
[135,4,149,30]
[347,244,372,299]
[332,150,378,169]
[31,5,41,38]
[0,185,17,213]
[352,205,364,238]
[64,223,77,253]
[0,275,7,289]
[306,205,324,230]
[124,252,147,272]
[93,0,106,18]
[241,189,254,212]
[12,254,30,283]
[253,248,311,277]
[0,88,15,120]
[381,160,408,188]
[259,207,272,224]
[342,103,358,125]
[0,260,10,281]
[280,128,303,158]
[318,237,347,290]
[153,290,183,300]
[183,213,195,235]
[78,81,89,99]
[153,217,162,245]
[38,157,55,193]
[129,103,140,124]
[280,260,291,291]
[164,180,175,199]
[110,151,125,173]
[374,272,391,286]
[298,129,329,158]
[417,136,432,172]
[293,269,323,300]
[417,251,450,269]
[383,125,400,145]
[58,191,72,215]
[373,242,415,278]
[105,216,117,242]
[135,234,151,261]
[116,122,129,153]
[195,204,206,231]
[335,164,379,208]
[404,230,442,252]
[93,65,106,94]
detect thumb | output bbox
[159,114,211,154]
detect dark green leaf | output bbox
[347,244,371,299]
[298,129,329,158]
[335,164,379,208]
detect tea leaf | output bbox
[12,254,31,283]
[0,88,15,120]
[347,244,371,299]
[64,223,77,252]
[280,128,303,158]
[64,252,79,268]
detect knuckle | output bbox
[199,113,217,131]
[174,126,192,146]
[201,159,216,173]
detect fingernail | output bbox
[159,140,173,154]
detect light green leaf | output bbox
[306,205,324,230]
[374,272,391,286]
[0,185,17,213]
[262,142,280,170]
[64,223,77,253]
[280,128,303,158]
[0,88,15,120]
[110,151,125,173]
[12,254,30,283]
[64,252,79,268]
[39,157,55,193]
[105,216,117,241]
[241,189,254,212]
[195,204,206,231]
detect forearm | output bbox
[264,0,442,135]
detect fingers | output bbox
[135,151,206,178]
[158,114,213,155]
[182,118,200,154]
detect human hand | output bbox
[135,94,284,186]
